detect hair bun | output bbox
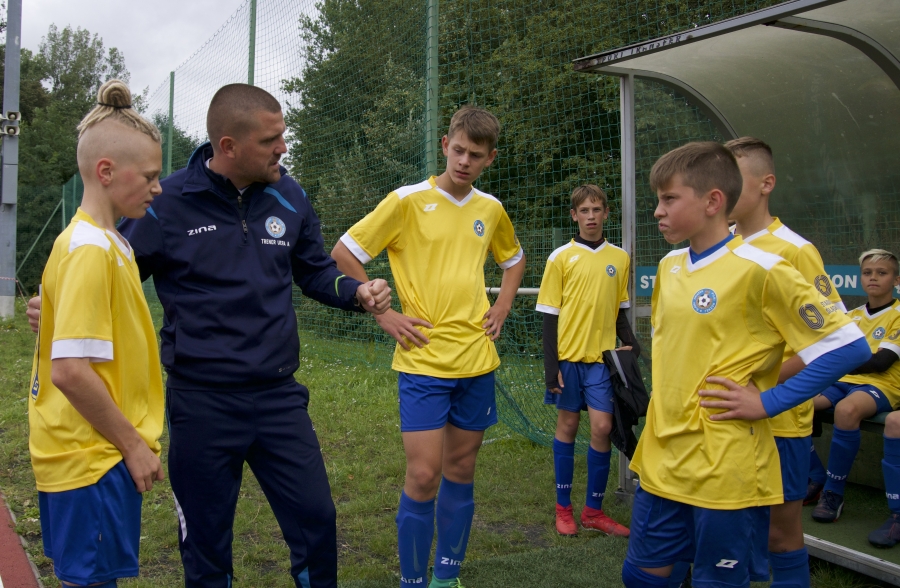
[97,79,132,109]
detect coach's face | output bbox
[235,110,288,185]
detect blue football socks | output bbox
[586,446,611,510]
[809,440,826,485]
[397,491,435,587]
[433,477,474,581]
[824,426,861,496]
[884,436,900,515]
[553,438,575,507]
[769,548,810,588]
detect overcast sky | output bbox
[21,0,248,94]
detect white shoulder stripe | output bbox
[473,188,501,204]
[663,247,689,259]
[731,243,783,271]
[547,242,574,262]
[797,323,866,364]
[69,221,111,253]
[394,180,433,199]
[771,225,811,249]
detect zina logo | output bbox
[187,225,216,236]
[424,203,437,212]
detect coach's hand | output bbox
[356,279,391,314]
[123,441,165,493]
[26,295,41,333]
[375,308,432,350]
[698,377,767,421]
[482,302,511,341]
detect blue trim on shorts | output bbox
[822,381,893,414]
[626,485,769,587]
[39,460,142,585]
[544,361,614,414]
[398,372,497,432]
[775,436,812,502]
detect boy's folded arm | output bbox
[615,308,640,358]
[760,336,872,417]
[849,348,897,374]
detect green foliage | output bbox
[152,112,203,176]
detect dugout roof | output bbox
[574,0,900,235]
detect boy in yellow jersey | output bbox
[332,106,525,588]
[621,142,869,588]
[28,80,165,588]
[536,184,637,538]
[725,136,845,585]
[810,250,900,525]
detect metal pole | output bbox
[166,71,174,176]
[0,0,22,318]
[248,0,257,85]
[61,183,66,231]
[424,0,439,177]
[616,73,638,503]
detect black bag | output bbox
[602,348,650,460]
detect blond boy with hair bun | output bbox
[28,79,165,588]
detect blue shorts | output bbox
[626,485,769,588]
[39,460,142,585]
[543,360,614,414]
[775,436,812,502]
[398,372,497,432]
[821,381,893,413]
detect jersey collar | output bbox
[864,299,900,319]
[571,240,608,253]
[72,208,133,259]
[685,234,742,273]
[430,176,475,207]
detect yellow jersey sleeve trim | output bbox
[497,247,524,269]
[51,338,114,362]
[619,301,631,309]
[340,233,372,264]
[536,303,560,315]
[880,341,900,356]
[797,322,866,364]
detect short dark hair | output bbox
[724,136,775,175]
[447,106,500,151]
[650,141,743,214]
[207,84,282,146]
[570,184,607,210]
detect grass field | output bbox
[0,298,888,587]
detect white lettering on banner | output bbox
[640,275,657,290]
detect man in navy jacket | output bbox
[30,84,390,588]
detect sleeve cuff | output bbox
[340,233,373,264]
[497,247,524,270]
[619,301,631,309]
[879,342,900,356]
[51,339,113,363]
[796,322,866,365]
[536,304,560,315]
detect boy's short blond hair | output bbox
[570,184,607,210]
[724,136,775,175]
[650,141,743,215]
[859,248,900,275]
[447,106,500,151]
[77,79,161,143]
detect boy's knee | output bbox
[406,464,442,494]
[834,395,872,428]
[556,411,580,438]
[886,412,900,437]
[590,418,613,440]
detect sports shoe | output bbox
[555,503,578,536]
[580,505,630,537]
[803,481,824,506]
[869,514,900,547]
[428,577,464,588]
[812,490,844,523]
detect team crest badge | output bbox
[692,289,717,314]
[874,327,887,340]
[473,220,485,237]
[266,216,286,238]
[606,265,617,277]
[30,375,39,399]
[799,303,825,330]
[814,275,833,297]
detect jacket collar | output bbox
[181,142,286,200]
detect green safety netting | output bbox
[21,0,795,453]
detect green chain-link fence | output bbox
[23,0,888,453]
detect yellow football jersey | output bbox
[29,209,164,492]
[633,237,858,509]
[535,240,630,363]
[342,177,523,378]
[840,301,900,406]
[741,218,846,437]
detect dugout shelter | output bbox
[573,0,900,583]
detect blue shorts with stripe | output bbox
[821,381,893,413]
[626,485,769,588]
[398,371,497,432]
[543,360,613,414]
[39,460,142,585]
[775,435,812,502]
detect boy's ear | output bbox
[705,188,728,217]
[484,148,497,168]
[761,173,776,197]
[440,135,449,156]
[570,208,578,222]
[95,158,114,187]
